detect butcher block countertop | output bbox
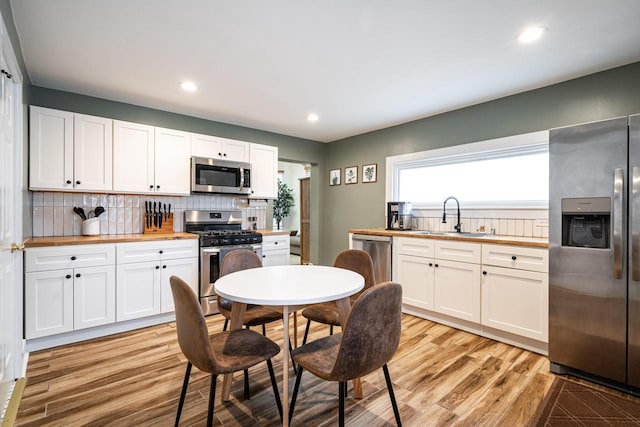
[24,232,198,248]
[349,228,549,248]
[257,229,291,236]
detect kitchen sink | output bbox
[414,231,494,238]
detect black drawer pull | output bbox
[76,273,81,278]
[162,265,167,269]
[66,274,72,279]
[511,255,517,261]
[155,265,160,269]
[66,180,72,184]
[483,271,487,275]
[70,256,76,261]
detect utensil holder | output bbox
[82,218,100,236]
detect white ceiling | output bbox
[10,1,640,142]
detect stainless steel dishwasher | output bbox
[351,234,392,283]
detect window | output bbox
[387,131,549,209]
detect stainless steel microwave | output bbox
[191,156,252,195]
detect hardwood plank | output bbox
[16,313,557,426]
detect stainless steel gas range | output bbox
[184,210,262,315]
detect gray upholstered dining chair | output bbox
[217,249,282,334]
[169,275,282,427]
[289,281,403,426]
[301,249,376,345]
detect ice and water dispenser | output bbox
[561,197,610,249]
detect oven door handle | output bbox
[202,247,221,254]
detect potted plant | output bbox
[273,179,295,230]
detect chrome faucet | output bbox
[442,196,462,233]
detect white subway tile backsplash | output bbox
[32,191,263,237]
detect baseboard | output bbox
[1,378,26,426]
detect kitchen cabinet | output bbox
[113,122,191,195]
[249,143,278,199]
[25,244,116,338]
[191,133,249,162]
[261,234,290,266]
[481,244,549,341]
[29,106,113,192]
[393,237,481,322]
[116,240,198,321]
[393,237,435,310]
[433,240,481,323]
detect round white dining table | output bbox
[215,264,364,427]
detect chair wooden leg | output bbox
[244,369,250,399]
[266,359,283,421]
[289,365,304,424]
[223,318,228,331]
[175,362,192,427]
[383,364,402,426]
[302,319,311,345]
[207,374,217,427]
[339,381,346,427]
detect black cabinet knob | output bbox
[223,153,227,157]
[66,180,72,184]
[159,250,163,254]
[162,265,167,269]
[483,271,487,275]
[435,263,439,268]
[76,180,81,185]
[218,152,222,156]
[156,185,160,189]
[511,255,517,261]
[274,241,278,245]
[66,274,72,279]
[429,263,433,267]
[76,273,81,278]
[262,255,266,258]
[149,185,154,189]
[155,265,160,269]
[70,256,76,261]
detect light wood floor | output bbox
[16,313,556,426]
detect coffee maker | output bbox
[387,202,412,230]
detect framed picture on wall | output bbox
[362,163,377,183]
[344,166,358,184]
[329,168,341,186]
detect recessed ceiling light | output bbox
[180,81,197,92]
[307,113,319,122]
[518,26,546,44]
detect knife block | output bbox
[143,213,174,234]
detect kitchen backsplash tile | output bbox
[31,191,268,237]
[411,214,549,238]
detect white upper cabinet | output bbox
[154,127,191,195]
[191,133,249,162]
[249,143,278,199]
[113,122,191,195]
[113,120,155,193]
[30,106,113,192]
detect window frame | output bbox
[385,130,549,210]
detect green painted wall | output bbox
[28,86,328,263]
[322,61,640,265]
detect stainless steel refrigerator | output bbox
[549,114,640,389]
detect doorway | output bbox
[276,161,311,264]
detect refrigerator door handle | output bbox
[614,167,624,279]
[633,167,640,281]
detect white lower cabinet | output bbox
[433,259,481,323]
[25,240,198,340]
[392,236,549,351]
[116,240,198,321]
[481,245,549,342]
[395,253,434,310]
[25,245,116,339]
[261,234,290,266]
